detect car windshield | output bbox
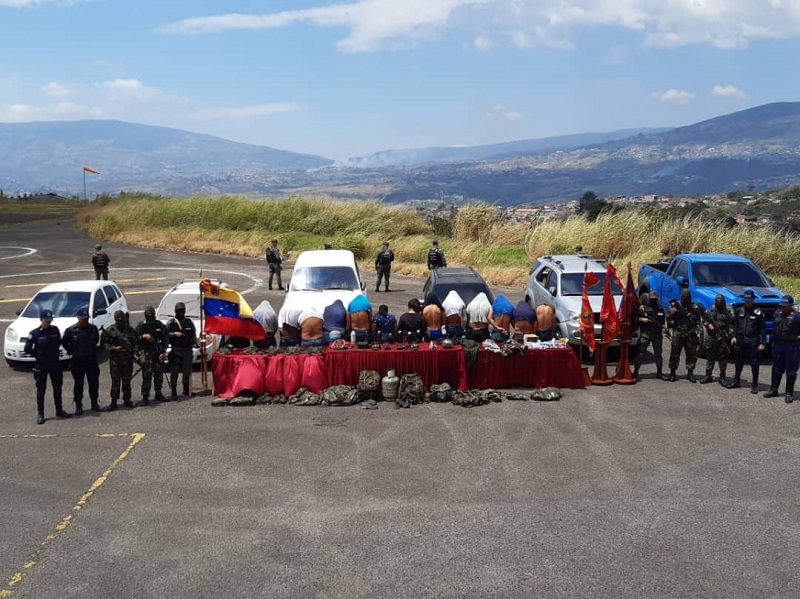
[433,283,494,307]
[22,291,91,318]
[290,267,359,291]
[157,295,201,319]
[691,261,768,287]
[560,273,623,296]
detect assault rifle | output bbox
[107,330,146,380]
[669,299,702,347]
[704,311,733,355]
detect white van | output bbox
[279,250,366,325]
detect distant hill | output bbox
[4,103,800,203]
[333,128,669,168]
[0,120,332,196]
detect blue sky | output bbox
[1,0,798,159]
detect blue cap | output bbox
[780,295,794,307]
[743,288,756,301]
[40,309,53,320]
[77,308,90,319]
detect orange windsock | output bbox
[83,166,100,174]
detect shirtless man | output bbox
[422,294,445,339]
[488,294,515,342]
[300,309,325,347]
[279,305,301,347]
[347,295,372,343]
[535,304,557,342]
[513,300,537,341]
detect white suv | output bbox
[4,280,128,366]
[525,254,633,348]
[156,280,225,363]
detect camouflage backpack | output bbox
[357,370,381,401]
[319,385,359,406]
[429,382,453,403]
[531,387,562,401]
[398,373,425,405]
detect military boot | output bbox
[136,396,150,407]
[785,374,796,404]
[718,367,728,387]
[750,377,759,395]
[726,371,742,389]
[169,387,178,401]
[686,369,696,383]
[632,366,640,380]
[90,399,101,412]
[656,367,667,381]
[123,399,136,409]
[103,400,119,412]
[763,370,781,398]
[154,391,166,402]
[74,401,84,416]
[37,413,45,425]
[699,367,714,384]
[668,369,676,382]
[55,400,72,418]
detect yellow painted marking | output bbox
[0,298,33,304]
[5,277,167,288]
[0,433,145,596]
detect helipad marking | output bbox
[5,277,168,288]
[0,247,37,261]
[0,433,145,597]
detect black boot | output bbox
[103,400,119,412]
[764,370,781,398]
[686,369,696,383]
[786,374,796,404]
[90,399,101,412]
[56,409,72,418]
[668,369,676,382]
[37,413,45,425]
[154,391,166,402]
[123,399,136,409]
[726,372,742,389]
[168,387,178,401]
[74,401,84,416]
[718,368,727,387]
[699,368,714,384]
[136,396,150,407]
[750,372,759,394]
[632,366,640,380]
[656,367,666,381]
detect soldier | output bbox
[167,301,197,400]
[667,288,705,382]
[101,310,138,410]
[699,294,735,385]
[726,288,767,393]
[374,241,394,292]
[265,239,283,290]
[427,240,446,270]
[632,290,667,381]
[61,308,101,414]
[764,295,800,403]
[91,244,110,280]
[135,305,169,406]
[25,309,71,424]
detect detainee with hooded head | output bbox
[465,292,491,342]
[442,290,466,340]
[489,294,515,342]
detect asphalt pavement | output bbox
[1,223,799,599]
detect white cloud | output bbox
[157,0,800,53]
[487,104,523,122]
[656,89,695,104]
[472,34,492,51]
[1,103,36,121]
[42,82,73,97]
[158,0,488,52]
[712,84,747,99]
[191,103,301,120]
[0,0,52,6]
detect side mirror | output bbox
[15,309,21,316]
[676,276,688,288]
[361,282,366,291]
[548,286,557,296]
[94,308,107,317]
[768,278,774,286]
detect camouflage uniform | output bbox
[667,289,705,382]
[101,311,138,409]
[633,292,667,380]
[135,306,169,404]
[700,296,734,385]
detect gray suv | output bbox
[525,254,632,348]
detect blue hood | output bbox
[692,284,782,307]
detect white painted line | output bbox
[0,246,38,261]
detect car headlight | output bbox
[567,311,581,322]
[5,327,19,343]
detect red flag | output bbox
[607,261,623,290]
[579,268,599,353]
[83,166,100,174]
[618,264,640,342]
[600,262,619,343]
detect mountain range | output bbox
[3,102,800,204]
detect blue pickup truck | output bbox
[638,253,786,339]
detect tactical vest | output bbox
[377,249,393,267]
[774,311,800,343]
[735,306,764,338]
[428,248,443,267]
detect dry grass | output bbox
[76,196,800,289]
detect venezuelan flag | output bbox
[200,279,266,339]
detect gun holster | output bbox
[32,367,43,382]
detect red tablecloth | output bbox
[324,344,468,391]
[465,347,585,390]
[211,352,328,398]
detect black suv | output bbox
[421,267,494,306]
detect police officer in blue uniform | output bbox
[764,295,800,403]
[726,288,767,393]
[61,308,101,415]
[24,309,72,424]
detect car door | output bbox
[104,283,126,315]
[532,266,553,307]
[91,287,113,331]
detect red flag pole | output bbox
[614,262,636,384]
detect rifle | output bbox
[669,299,701,346]
[107,329,146,380]
[704,310,733,355]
